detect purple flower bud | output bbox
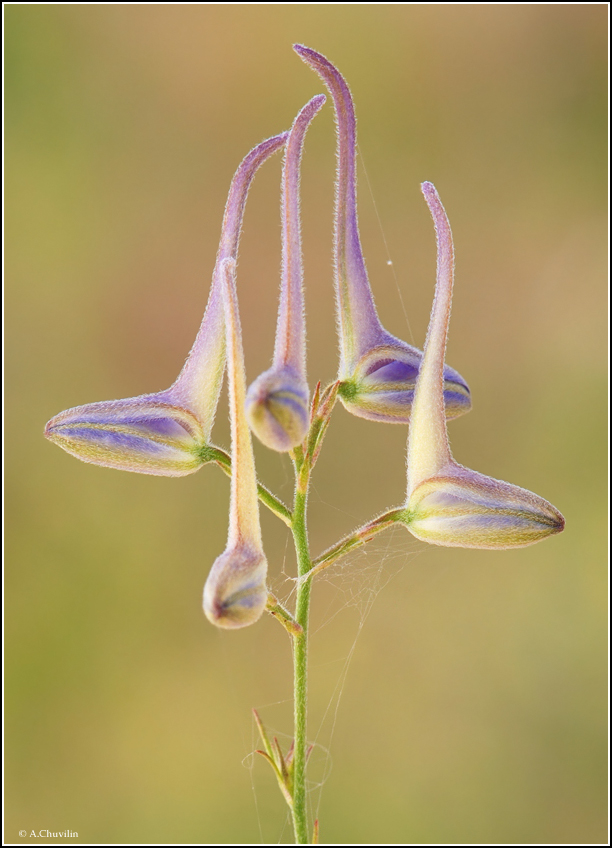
[45,133,288,474]
[245,365,310,452]
[44,395,209,476]
[404,466,565,549]
[402,182,564,549]
[203,260,268,628]
[203,544,268,629]
[294,45,471,424]
[337,344,469,423]
[246,95,326,451]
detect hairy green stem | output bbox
[306,506,405,580]
[291,463,313,844]
[266,593,303,637]
[209,446,292,525]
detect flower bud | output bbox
[45,133,288,476]
[172,131,289,433]
[204,259,269,629]
[402,181,564,550]
[44,395,208,476]
[339,344,470,423]
[203,545,268,629]
[402,466,565,549]
[246,366,310,452]
[294,44,471,424]
[247,95,325,451]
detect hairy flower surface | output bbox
[203,260,268,628]
[294,45,471,423]
[45,133,288,475]
[401,182,564,548]
[246,95,326,451]
[44,396,210,477]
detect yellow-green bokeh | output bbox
[6,5,606,844]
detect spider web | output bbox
[244,525,426,843]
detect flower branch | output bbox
[207,445,292,526]
[306,506,406,581]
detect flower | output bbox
[400,182,564,548]
[45,132,288,475]
[203,260,268,628]
[294,45,471,424]
[246,95,326,452]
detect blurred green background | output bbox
[6,5,607,845]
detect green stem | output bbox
[291,465,313,844]
[209,446,292,525]
[306,507,405,580]
[266,593,303,637]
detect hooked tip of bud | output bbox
[44,395,209,476]
[245,367,310,452]
[203,545,268,630]
[339,344,471,424]
[401,466,565,549]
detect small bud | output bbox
[247,95,325,451]
[246,366,310,452]
[294,45,471,424]
[203,260,269,629]
[44,395,208,476]
[203,545,268,629]
[402,182,564,550]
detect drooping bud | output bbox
[203,543,268,629]
[401,182,564,549]
[204,260,268,628]
[246,95,326,451]
[45,132,288,474]
[246,365,311,452]
[293,44,471,423]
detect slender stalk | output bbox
[291,456,314,844]
[209,446,292,525]
[307,507,405,580]
[266,593,303,637]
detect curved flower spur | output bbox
[400,183,564,548]
[293,45,471,423]
[44,133,288,476]
[203,260,268,628]
[246,95,326,452]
